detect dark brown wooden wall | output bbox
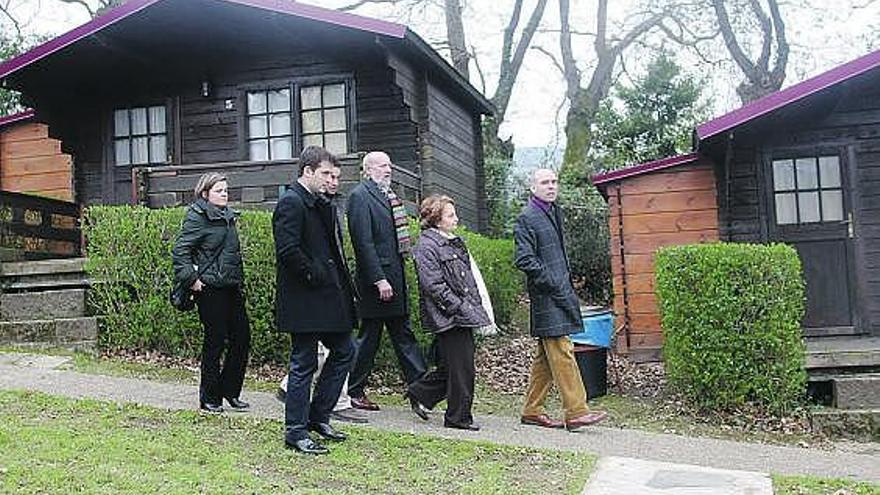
[421,79,482,229]
[0,122,73,201]
[607,161,719,359]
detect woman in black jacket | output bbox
[172,173,251,413]
[407,195,490,431]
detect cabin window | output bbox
[299,83,349,156]
[772,156,843,225]
[113,106,167,165]
[246,88,293,161]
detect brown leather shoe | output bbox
[520,414,564,429]
[350,395,380,411]
[565,411,608,431]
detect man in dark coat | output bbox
[346,151,427,411]
[514,168,607,432]
[274,146,357,455]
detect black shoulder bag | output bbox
[170,227,230,312]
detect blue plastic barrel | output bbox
[570,306,613,348]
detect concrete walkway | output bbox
[0,351,878,491]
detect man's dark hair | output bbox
[298,146,339,176]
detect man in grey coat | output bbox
[514,168,607,431]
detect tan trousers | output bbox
[522,335,589,421]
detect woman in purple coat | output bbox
[407,194,490,431]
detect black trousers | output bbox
[348,316,426,398]
[285,331,355,442]
[407,327,475,426]
[196,285,251,405]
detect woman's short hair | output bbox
[420,194,455,229]
[193,172,227,199]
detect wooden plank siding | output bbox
[421,79,483,229]
[607,161,720,359]
[0,122,73,201]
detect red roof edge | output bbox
[0,0,407,82]
[696,48,880,140]
[0,109,35,128]
[592,152,700,187]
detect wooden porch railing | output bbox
[0,190,81,260]
[132,153,422,211]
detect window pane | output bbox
[249,140,269,161]
[271,137,293,159]
[131,108,148,135]
[302,134,323,148]
[149,136,166,163]
[248,116,268,138]
[114,139,130,165]
[798,191,820,223]
[775,193,797,224]
[323,83,345,107]
[324,132,347,155]
[268,89,290,112]
[821,190,844,221]
[131,137,149,164]
[773,159,794,191]
[301,110,322,133]
[819,156,841,188]
[247,91,267,115]
[269,114,291,136]
[114,110,129,137]
[796,158,818,189]
[301,86,321,110]
[324,108,346,132]
[149,106,166,134]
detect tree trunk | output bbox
[444,0,470,79]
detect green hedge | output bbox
[83,206,522,370]
[654,243,807,414]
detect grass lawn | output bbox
[773,474,880,494]
[0,390,594,494]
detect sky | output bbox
[5,0,880,153]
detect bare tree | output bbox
[443,0,469,78]
[711,0,789,103]
[56,0,124,18]
[557,0,670,180]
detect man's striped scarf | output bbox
[384,188,411,255]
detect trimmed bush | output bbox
[83,205,522,370]
[654,242,807,414]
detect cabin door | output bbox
[765,149,863,336]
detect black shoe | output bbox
[405,392,429,421]
[308,422,347,442]
[444,420,480,431]
[275,387,286,403]
[225,397,250,411]
[199,402,224,414]
[285,437,329,455]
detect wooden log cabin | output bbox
[0,0,493,230]
[594,48,880,365]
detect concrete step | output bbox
[1,258,87,276]
[805,336,880,370]
[833,373,880,409]
[1,258,89,292]
[0,289,88,321]
[810,408,880,442]
[0,316,97,346]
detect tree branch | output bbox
[531,45,565,75]
[711,0,757,76]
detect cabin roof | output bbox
[0,0,493,114]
